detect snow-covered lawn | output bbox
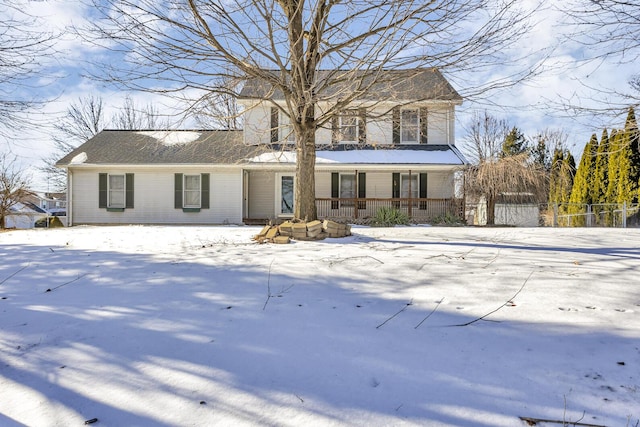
[1,225,639,427]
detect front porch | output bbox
[316,197,465,224]
[244,197,464,225]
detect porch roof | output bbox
[247,145,467,165]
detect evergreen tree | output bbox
[605,130,622,225]
[501,127,528,157]
[591,129,609,224]
[548,148,564,206]
[624,107,639,204]
[568,134,598,225]
[531,135,550,171]
[593,129,609,205]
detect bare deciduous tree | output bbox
[41,95,107,191]
[113,95,167,130]
[79,0,540,221]
[461,110,510,164]
[0,154,32,229]
[0,1,57,139]
[42,94,172,191]
[561,0,640,115]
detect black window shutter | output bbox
[99,173,107,208]
[392,107,400,144]
[331,172,339,209]
[174,173,183,209]
[392,173,400,198]
[125,173,134,209]
[420,107,428,144]
[419,173,427,210]
[270,107,279,143]
[358,108,366,144]
[201,173,210,209]
[392,172,400,208]
[358,172,366,209]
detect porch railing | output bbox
[315,198,464,224]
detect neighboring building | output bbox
[5,202,48,229]
[57,68,467,226]
[24,192,67,216]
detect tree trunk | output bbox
[486,195,496,225]
[295,127,317,221]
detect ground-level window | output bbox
[174,173,209,211]
[108,174,126,208]
[99,173,134,210]
[183,174,201,208]
[401,174,419,199]
[339,174,356,206]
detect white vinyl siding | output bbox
[70,168,243,225]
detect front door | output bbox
[277,174,295,217]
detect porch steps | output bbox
[252,219,351,244]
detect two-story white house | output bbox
[57,68,466,226]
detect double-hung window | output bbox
[338,110,359,143]
[183,174,201,208]
[280,112,297,143]
[108,174,126,208]
[99,173,134,210]
[401,109,419,144]
[401,174,419,200]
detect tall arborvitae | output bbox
[593,129,609,205]
[605,129,622,225]
[550,149,575,216]
[568,134,598,225]
[590,129,609,224]
[548,148,564,206]
[624,107,639,204]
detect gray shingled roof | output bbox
[57,130,267,166]
[239,68,462,102]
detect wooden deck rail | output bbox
[315,198,464,224]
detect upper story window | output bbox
[393,107,427,144]
[338,110,360,143]
[401,109,420,144]
[280,111,297,143]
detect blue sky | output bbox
[2,0,638,191]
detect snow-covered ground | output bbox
[1,225,639,427]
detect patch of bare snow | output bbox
[69,152,87,164]
[136,131,201,146]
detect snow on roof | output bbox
[248,148,464,165]
[135,131,202,146]
[70,152,88,164]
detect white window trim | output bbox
[338,110,359,143]
[279,111,296,144]
[183,174,201,209]
[400,108,420,144]
[276,173,295,217]
[108,174,126,208]
[339,173,356,206]
[400,173,419,200]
